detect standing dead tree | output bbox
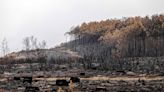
[38,40,47,49]
[1,38,9,56]
[30,36,38,50]
[23,37,31,51]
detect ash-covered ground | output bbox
[0,63,164,92]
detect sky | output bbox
[0,0,164,54]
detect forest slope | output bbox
[62,14,164,72]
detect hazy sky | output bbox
[0,0,164,53]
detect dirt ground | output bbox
[0,75,164,92]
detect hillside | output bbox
[62,14,164,72]
[0,47,80,64]
[1,14,164,73]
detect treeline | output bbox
[67,14,164,57]
[65,14,164,72]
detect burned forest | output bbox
[64,14,164,73]
[0,14,164,92]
